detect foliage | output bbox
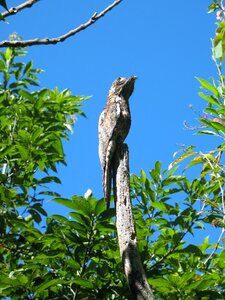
[131,166,225,299]
[170,0,225,237]
[0,47,93,299]
[0,195,128,299]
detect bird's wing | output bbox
[98,100,121,208]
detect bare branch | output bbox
[1,0,39,19]
[0,0,123,48]
[114,144,154,300]
[204,227,225,265]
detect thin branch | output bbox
[0,0,123,48]
[1,0,39,19]
[204,227,225,264]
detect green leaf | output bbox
[200,118,225,134]
[28,209,42,223]
[69,212,89,225]
[168,151,198,169]
[179,244,203,256]
[32,127,44,141]
[70,195,94,215]
[151,201,167,211]
[17,145,29,159]
[35,279,65,293]
[69,278,94,288]
[162,175,185,186]
[98,207,115,220]
[17,274,29,284]
[0,60,5,71]
[52,197,78,210]
[52,139,64,156]
[214,39,223,59]
[23,77,39,86]
[4,47,12,60]
[32,203,47,216]
[19,90,36,102]
[155,160,161,173]
[196,77,220,97]
[198,92,222,107]
[184,155,205,170]
[51,214,69,224]
[140,169,146,183]
[0,13,5,21]
[194,221,204,230]
[9,81,27,89]
[199,236,210,252]
[39,191,61,197]
[95,199,106,215]
[204,107,220,115]
[37,176,61,184]
[196,130,220,136]
[149,278,171,289]
[208,3,219,13]
[23,61,33,75]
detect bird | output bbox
[98,76,137,209]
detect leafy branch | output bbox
[150,219,196,271]
[0,0,123,48]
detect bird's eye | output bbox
[117,77,126,85]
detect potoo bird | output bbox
[98,76,137,209]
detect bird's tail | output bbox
[103,163,112,209]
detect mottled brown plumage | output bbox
[98,76,137,208]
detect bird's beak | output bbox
[127,75,137,84]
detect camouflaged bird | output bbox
[98,76,137,209]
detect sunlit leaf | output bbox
[168,151,198,169]
[214,39,223,59]
[23,61,33,75]
[52,198,78,210]
[0,60,5,71]
[69,278,94,288]
[196,77,220,97]
[35,279,65,293]
[198,92,221,106]
[208,3,219,13]
[94,199,106,215]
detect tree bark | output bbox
[113,144,154,300]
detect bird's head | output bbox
[110,76,137,100]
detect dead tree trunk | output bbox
[113,144,154,300]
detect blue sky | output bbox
[1,1,220,220]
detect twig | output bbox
[0,0,123,48]
[1,0,39,18]
[204,227,225,265]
